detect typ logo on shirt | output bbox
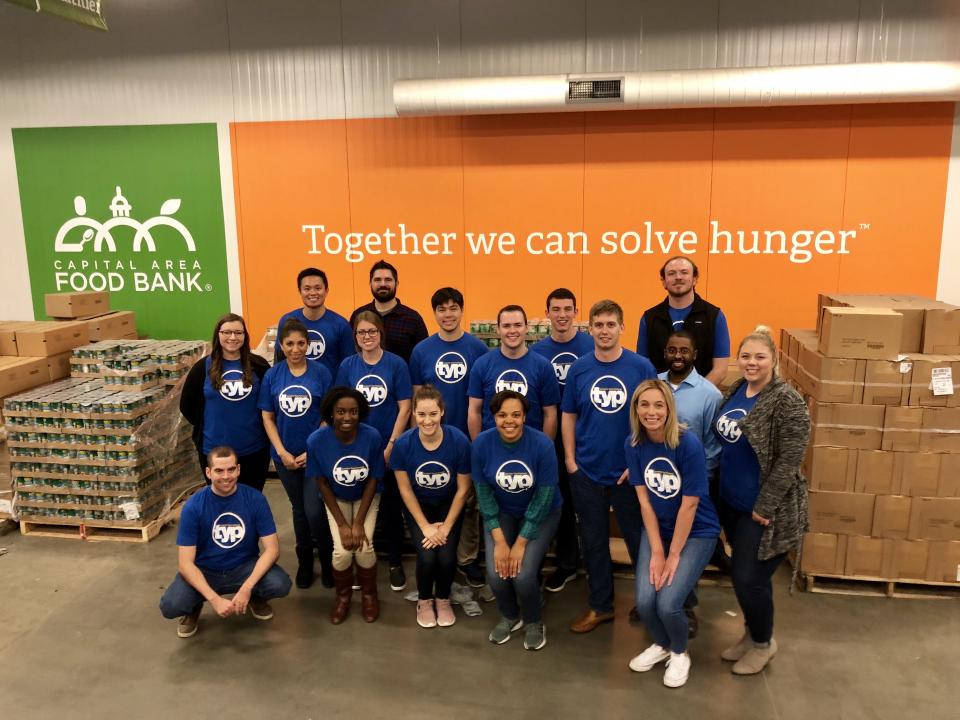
[356,375,388,407]
[212,512,246,548]
[435,352,468,384]
[307,330,326,360]
[716,409,747,443]
[495,369,528,395]
[415,461,451,489]
[278,385,312,418]
[589,375,628,414]
[495,460,534,493]
[219,369,253,402]
[550,352,579,385]
[644,457,682,499]
[332,455,370,487]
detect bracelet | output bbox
[387,439,395,445]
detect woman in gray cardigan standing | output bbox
[713,326,809,675]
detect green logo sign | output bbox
[13,124,229,339]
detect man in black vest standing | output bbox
[637,256,730,387]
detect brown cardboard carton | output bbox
[844,536,895,578]
[908,354,960,408]
[810,402,884,450]
[804,446,857,492]
[881,406,923,452]
[791,329,818,359]
[800,533,847,575]
[86,311,137,341]
[919,407,960,452]
[778,352,795,383]
[45,351,73,381]
[0,321,38,355]
[925,541,960,583]
[0,356,48,397]
[818,307,903,360]
[893,539,929,580]
[44,291,110,319]
[818,294,937,353]
[895,452,942,497]
[937,455,960,498]
[796,345,864,403]
[872,495,912,539]
[922,305,960,354]
[15,321,89,357]
[908,497,960,541]
[808,491,876,535]
[854,450,898,494]
[862,359,911,406]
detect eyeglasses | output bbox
[219,330,245,337]
[355,329,380,337]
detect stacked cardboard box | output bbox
[781,294,960,586]
[44,290,138,341]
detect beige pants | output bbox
[325,494,381,571]
[456,486,479,566]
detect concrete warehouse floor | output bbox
[0,482,957,720]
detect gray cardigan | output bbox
[721,376,811,560]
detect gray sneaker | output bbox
[177,608,200,638]
[523,622,546,651]
[488,617,523,644]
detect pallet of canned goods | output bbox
[469,319,590,348]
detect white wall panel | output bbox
[857,0,960,62]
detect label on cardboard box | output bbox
[119,502,141,520]
[931,367,954,396]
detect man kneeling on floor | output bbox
[159,445,292,638]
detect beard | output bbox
[373,286,396,303]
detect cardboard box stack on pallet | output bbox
[780,294,960,588]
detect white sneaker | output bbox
[628,643,670,672]
[663,651,691,688]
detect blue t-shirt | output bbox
[637,307,731,359]
[409,333,488,434]
[275,307,355,377]
[201,357,268,456]
[625,432,720,541]
[257,361,332,462]
[530,332,595,399]
[389,425,472,504]
[335,351,412,450]
[306,424,385,501]
[471,427,562,518]
[560,349,657,485]
[715,383,762,512]
[467,350,561,431]
[177,485,277,572]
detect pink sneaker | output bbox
[435,598,456,627]
[416,599,437,628]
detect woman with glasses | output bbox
[335,311,412,591]
[181,313,272,491]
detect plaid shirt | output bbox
[350,298,428,362]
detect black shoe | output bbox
[544,567,577,593]
[295,546,315,589]
[459,562,485,588]
[389,564,407,591]
[685,608,699,639]
[319,561,335,589]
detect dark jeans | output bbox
[403,499,463,600]
[275,465,333,559]
[568,470,643,614]
[197,446,270,493]
[159,559,292,618]
[717,497,786,644]
[553,434,580,571]
[484,509,561,624]
[374,469,405,566]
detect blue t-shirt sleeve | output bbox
[680,433,708,498]
[470,442,486,485]
[339,320,357,362]
[560,370,577,413]
[537,436,559,488]
[408,345,425,385]
[639,355,657,381]
[456,433,472,474]
[540,359,561,406]
[703,391,723,471]
[714,311,731,358]
[625,439,643,487]
[636,316,649,357]
[305,432,323,478]
[334,360,349,388]
[253,492,278,537]
[256,370,275,412]
[394,359,413,401]
[176,499,201,546]
[467,358,484,399]
[387,436,407,472]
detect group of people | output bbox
[161,256,811,688]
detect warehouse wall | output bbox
[2,0,960,324]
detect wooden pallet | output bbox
[800,573,960,600]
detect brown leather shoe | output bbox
[330,567,353,624]
[570,608,615,633]
[356,563,380,623]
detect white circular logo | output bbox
[278,384,312,418]
[589,375,628,414]
[212,512,246,548]
[434,352,468,384]
[644,457,682,499]
[716,409,747,444]
[494,460,534,493]
[414,461,451,489]
[219,369,253,402]
[332,455,370,487]
[550,352,579,385]
[494,369,528,395]
[356,374,388,407]
[307,330,326,360]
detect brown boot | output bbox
[330,567,353,624]
[356,563,380,623]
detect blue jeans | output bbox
[403,499,463,600]
[635,532,715,653]
[484,509,561,624]
[159,559,292,618]
[568,470,643,614]
[275,465,332,557]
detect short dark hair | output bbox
[207,446,238,466]
[545,288,577,311]
[278,318,309,343]
[666,329,697,350]
[297,267,328,290]
[431,287,464,311]
[320,386,371,425]
[659,256,698,280]
[369,260,398,282]
[489,389,529,416]
[497,304,527,326]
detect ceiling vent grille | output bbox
[567,78,623,103]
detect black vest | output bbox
[642,293,721,377]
